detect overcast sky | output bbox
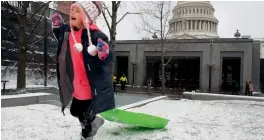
[96,1,264,40]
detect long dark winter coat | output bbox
[53,24,115,115]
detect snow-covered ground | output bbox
[2,99,264,140]
[1,80,55,90]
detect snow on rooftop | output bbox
[1,99,264,140]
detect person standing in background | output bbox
[147,78,152,94]
[249,81,254,96]
[113,74,117,94]
[232,80,239,95]
[245,82,250,96]
[119,74,128,90]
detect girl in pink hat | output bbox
[51,2,115,140]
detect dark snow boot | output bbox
[89,115,105,136]
[80,116,104,140]
[81,135,93,140]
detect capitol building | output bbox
[168,1,219,39]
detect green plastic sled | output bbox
[100,109,169,129]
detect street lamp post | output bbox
[208,39,214,92]
[132,63,136,87]
[44,17,48,87]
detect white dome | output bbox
[168,1,219,39]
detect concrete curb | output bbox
[1,93,60,107]
[38,100,62,107]
[118,96,168,110]
[183,92,264,102]
[2,93,168,110]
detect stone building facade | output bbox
[114,39,260,93]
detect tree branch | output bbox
[164,44,178,65]
[164,55,172,66]
[102,10,111,32]
[28,1,50,19]
[162,7,171,39]
[28,31,52,47]
[27,5,48,41]
[3,1,23,18]
[141,14,161,36]
[2,2,21,35]
[102,2,112,18]
[164,44,178,52]
[116,12,141,25]
[18,1,27,9]
[149,43,159,52]
[116,1,121,9]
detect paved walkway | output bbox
[26,87,155,107]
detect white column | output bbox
[179,22,182,30]
[216,23,218,33]
[191,20,193,31]
[204,21,206,31]
[175,22,177,31]
[195,20,197,30]
[211,22,212,32]
[202,20,204,31]
[213,23,215,32]
[215,23,217,33]
[199,20,202,31]
[177,22,179,31]
[187,20,189,31]
[210,22,212,32]
[212,22,214,32]
[207,21,210,32]
[207,21,210,31]
[182,20,184,30]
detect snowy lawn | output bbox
[2,99,264,140]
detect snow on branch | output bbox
[28,1,51,20]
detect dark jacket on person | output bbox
[53,24,115,116]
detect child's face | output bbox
[70,5,84,29]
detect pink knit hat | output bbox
[70,1,103,56]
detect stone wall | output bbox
[115,38,260,92]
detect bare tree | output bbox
[2,1,51,89]
[101,2,140,73]
[136,1,177,95]
[101,2,140,49]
